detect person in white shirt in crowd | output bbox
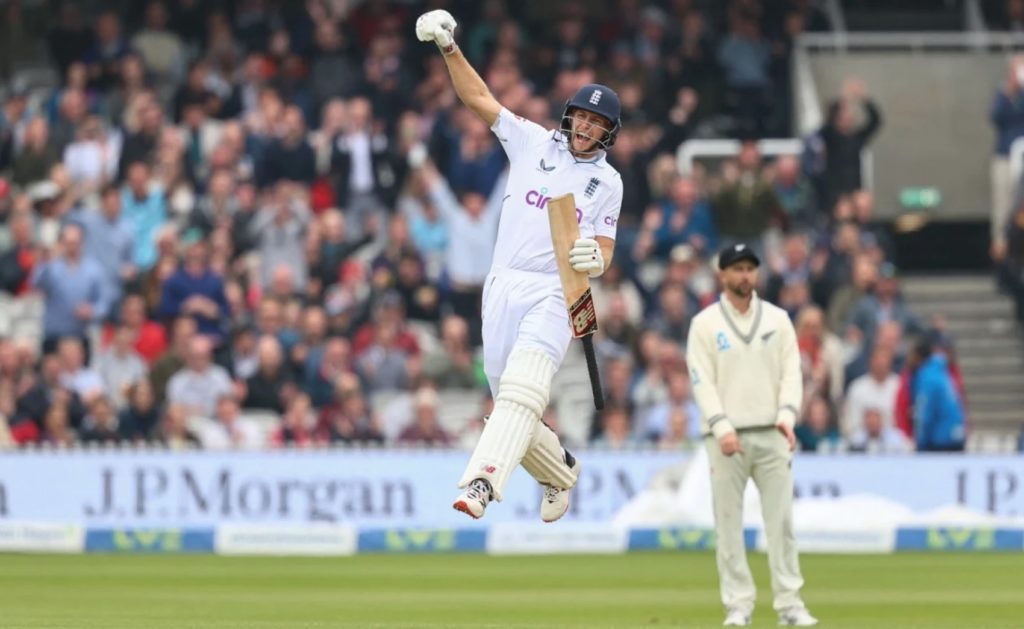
[166,335,234,417]
[687,243,817,627]
[57,337,105,406]
[848,407,912,454]
[194,394,265,450]
[414,158,502,344]
[94,324,148,410]
[331,96,388,238]
[843,344,900,439]
[62,116,120,190]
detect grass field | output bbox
[0,552,1021,628]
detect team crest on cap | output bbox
[589,90,602,105]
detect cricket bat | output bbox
[547,193,604,411]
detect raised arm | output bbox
[416,10,501,126]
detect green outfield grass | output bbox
[0,552,1021,628]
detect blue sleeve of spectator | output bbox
[89,264,113,322]
[914,374,936,450]
[213,277,230,320]
[158,274,184,320]
[694,203,719,251]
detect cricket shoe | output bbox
[540,449,580,523]
[778,606,818,626]
[723,608,752,626]
[453,478,492,519]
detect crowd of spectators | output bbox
[0,0,966,453]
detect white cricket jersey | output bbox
[488,108,623,275]
[686,292,804,439]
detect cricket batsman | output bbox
[415,9,623,522]
[686,243,818,626]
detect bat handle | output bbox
[582,334,604,411]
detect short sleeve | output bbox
[490,107,551,163]
[593,174,623,240]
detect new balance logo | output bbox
[589,90,602,105]
[538,159,555,172]
[584,177,600,198]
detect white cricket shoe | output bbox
[778,606,818,626]
[723,608,752,626]
[540,449,581,523]
[453,478,492,519]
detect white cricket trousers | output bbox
[705,428,805,613]
[458,266,578,499]
[481,267,572,393]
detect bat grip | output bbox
[582,334,604,411]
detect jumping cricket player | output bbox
[415,9,623,522]
[686,244,818,627]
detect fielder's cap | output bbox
[879,261,898,279]
[717,243,760,270]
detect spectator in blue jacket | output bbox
[158,231,229,342]
[911,340,966,452]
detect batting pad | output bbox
[458,347,555,500]
[521,421,579,489]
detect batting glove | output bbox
[569,237,605,278]
[415,9,458,55]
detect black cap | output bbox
[717,243,760,270]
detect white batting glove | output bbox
[415,9,458,55]
[569,237,605,278]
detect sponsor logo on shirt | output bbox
[525,187,583,223]
[537,159,556,173]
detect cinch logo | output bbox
[525,188,553,209]
[525,188,584,223]
[603,216,617,227]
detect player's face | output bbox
[721,261,758,298]
[570,109,611,155]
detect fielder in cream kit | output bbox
[687,244,818,627]
[416,9,623,522]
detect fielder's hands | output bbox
[570,237,605,278]
[777,422,797,452]
[415,9,458,55]
[719,431,744,457]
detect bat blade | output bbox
[548,193,603,409]
[547,193,597,338]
